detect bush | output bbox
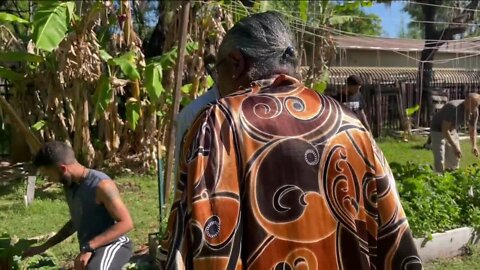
[0,233,57,270]
[391,162,480,239]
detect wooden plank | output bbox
[25,175,36,206]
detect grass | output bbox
[2,135,480,269]
[0,174,159,267]
[424,245,480,270]
[377,135,479,168]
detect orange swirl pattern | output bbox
[161,75,422,270]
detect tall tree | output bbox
[415,0,479,91]
[398,15,423,39]
[331,3,383,36]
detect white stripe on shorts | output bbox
[100,236,129,270]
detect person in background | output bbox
[23,141,134,270]
[332,75,371,133]
[161,11,421,270]
[173,55,220,181]
[430,93,480,172]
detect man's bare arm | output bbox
[23,220,75,256]
[468,108,479,156]
[88,180,133,249]
[43,219,76,248]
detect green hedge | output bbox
[0,233,57,270]
[391,162,480,239]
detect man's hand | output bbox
[455,147,462,158]
[23,220,75,258]
[22,245,46,257]
[74,252,93,270]
[473,147,479,157]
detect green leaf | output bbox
[312,69,329,93]
[111,51,140,80]
[126,98,141,130]
[312,81,327,93]
[65,1,76,23]
[345,1,361,10]
[186,42,199,54]
[159,49,177,69]
[299,0,308,22]
[181,83,192,94]
[253,1,270,13]
[0,52,43,63]
[329,15,355,25]
[148,42,196,74]
[181,96,192,107]
[0,12,29,24]
[93,75,112,117]
[99,49,112,62]
[31,120,46,131]
[361,1,373,7]
[0,66,23,81]
[405,104,420,117]
[32,1,72,52]
[144,63,164,104]
[206,75,214,88]
[320,0,329,14]
[231,1,250,23]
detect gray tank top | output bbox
[431,100,466,132]
[64,169,118,248]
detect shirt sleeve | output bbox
[162,104,243,269]
[358,92,367,111]
[370,140,422,269]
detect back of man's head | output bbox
[346,75,362,87]
[218,11,299,81]
[33,141,76,168]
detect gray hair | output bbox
[218,11,299,80]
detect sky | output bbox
[363,1,411,38]
[142,1,411,38]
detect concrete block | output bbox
[414,227,480,262]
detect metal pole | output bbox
[164,0,191,209]
[157,141,165,226]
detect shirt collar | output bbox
[250,74,301,93]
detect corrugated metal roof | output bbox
[328,67,480,85]
[334,36,480,54]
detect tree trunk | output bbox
[0,95,41,156]
[143,0,167,57]
[418,0,479,92]
[10,125,31,162]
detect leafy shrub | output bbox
[392,162,480,239]
[0,233,57,269]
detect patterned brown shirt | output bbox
[161,75,421,270]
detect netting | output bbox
[192,0,480,135]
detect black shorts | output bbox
[87,236,133,270]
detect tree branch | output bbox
[422,0,479,41]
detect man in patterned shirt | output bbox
[161,11,421,270]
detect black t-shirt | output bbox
[332,92,366,114]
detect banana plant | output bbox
[0,1,75,79]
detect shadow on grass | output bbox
[0,179,64,205]
[0,179,23,198]
[412,144,430,150]
[34,187,64,201]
